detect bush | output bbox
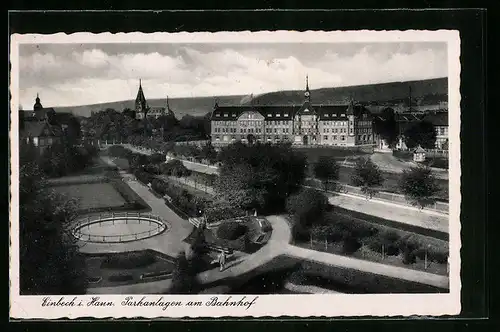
[101,251,157,270]
[160,159,191,177]
[342,235,361,254]
[134,170,154,185]
[286,189,329,228]
[217,222,248,241]
[402,247,417,265]
[148,153,166,164]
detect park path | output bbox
[324,191,448,234]
[88,214,449,294]
[370,152,448,180]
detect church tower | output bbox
[33,93,43,110]
[135,79,148,119]
[304,75,311,103]
[347,97,355,137]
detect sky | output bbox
[17,42,448,108]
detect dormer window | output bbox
[284,113,288,117]
[267,114,272,117]
[325,114,329,117]
[216,113,220,117]
[341,114,346,117]
[232,114,236,117]
[224,113,228,117]
[276,114,281,117]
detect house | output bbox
[20,120,62,151]
[413,146,426,162]
[210,77,375,147]
[421,110,449,149]
[19,94,63,151]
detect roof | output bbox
[211,103,372,121]
[422,111,448,126]
[414,146,426,153]
[395,112,426,123]
[51,112,75,125]
[20,121,62,138]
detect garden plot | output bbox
[53,183,126,210]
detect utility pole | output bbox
[409,86,412,112]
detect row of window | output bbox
[435,127,449,136]
[212,119,370,127]
[355,128,372,134]
[323,135,346,141]
[213,135,290,141]
[323,128,347,134]
[321,121,349,126]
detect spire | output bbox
[34,93,43,110]
[304,75,311,102]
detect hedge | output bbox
[101,251,157,269]
[217,222,248,241]
[151,178,210,217]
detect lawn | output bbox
[85,250,177,288]
[53,183,126,210]
[295,147,370,164]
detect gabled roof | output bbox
[422,112,448,126]
[20,121,61,138]
[414,146,426,153]
[211,103,372,122]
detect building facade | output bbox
[210,78,375,147]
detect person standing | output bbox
[218,250,226,272]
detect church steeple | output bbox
[34,93,43,110]
[304,75,311,102]
[135,79,148,115]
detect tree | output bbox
[169,253,200,294]
[19,163,87,294]
[313,155,340,192]
[441,139,449,151]
[399,165,440,209]
[373,108,398,148]
[285,188,329,228]
[216,142,307,213]
[351,157,384,198]
[404,120,437,150]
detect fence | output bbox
[72,212,167,243]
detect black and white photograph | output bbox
[10,30,461,318]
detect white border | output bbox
[9,30,461,319]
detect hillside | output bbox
[53,77,447,119]
[248,77,448,107]
[53,94,250,119]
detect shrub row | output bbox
[151,178,209,217]
[101,251,157,270]
[310,214,449,265]
[217,221,248,241]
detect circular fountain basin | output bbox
[73,214,167,243]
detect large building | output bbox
[134,80,174,120]
[210,77,374,147]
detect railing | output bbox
[72,212,167,243]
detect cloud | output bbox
[17,43,448,108]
